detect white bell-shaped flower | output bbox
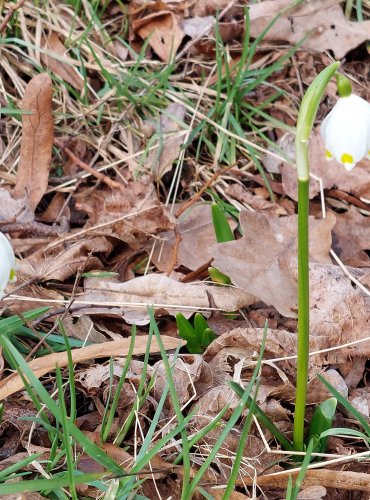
[320,94,370,171]
[0,232,16,298]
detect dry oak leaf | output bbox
[77,273,257,325]
[13,73,54,211]
[205,261,370,367]
[75,177,175,245]
[249,0,370,59]
[149,203,237,272]
[278,131,370,201]
[42,32,83,91]
[144,102,186,181]
[212,210,335,317]
[18,236,112,281]
[332,206,370,267]
[0,335,182,400]
[133,12,184,62]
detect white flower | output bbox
[0,232,16,298]
[320,94,370,171]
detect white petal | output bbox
[0,233,15,297]
[321,94,370,167]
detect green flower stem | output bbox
[293,61,340,451]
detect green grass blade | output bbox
[0,472,106,495]
[187,321,269,497]
[0,335,124,475]
[101,324,137,442]
[286,439,314,500]
[229,381,293,451]
[56,365,77,500]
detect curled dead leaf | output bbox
[133,12,184,63]
[77,273,257,324]
[18,236,113,281]
[42,32,83,91]
[13,73,54,211]
[144,102,186,181]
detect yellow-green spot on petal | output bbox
[325,149,333,159]
[341,153,354,165]
[9,268,15,281]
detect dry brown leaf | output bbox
[212,211,335,317]
[207,491,251,500]
[75,177,175,244]
[0,335,182,400]
[181,16,214,38]
[349,387,370,417]
[42,32,83,91]
[225,183,288,215]
[144,102,186,181]
[332,206,370,267]
[13,73,54,211]
[249,0,370,58]
[149,203,237,272]
[0,188,34,223]
[204,263,370,365]
[153,355,213,416]
[134,12,184,62]
[338,357,367,390]
[38,192,70,223]
[191,0,232,17]
[18,236,112,280]
[62,315,107,344]
[78,273,257,324]
[276,131,370,201]
[76,359,152,395]
[297,486,327,500]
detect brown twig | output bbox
[54,138,124,191]
[236,468,370,492]
[166,226,182,276]
[175,165,234,218]
[0,0,25,34]
[180,259,213,283]
[326,189,370,211]
[0,220,65,236]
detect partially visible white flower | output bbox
[320,94,370,171]
[0,233,16,298]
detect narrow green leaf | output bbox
[318,374,370,437]
[176,313,202,354]
[208,266,231,285]
[287,439,314,500]
[211,203,234,243]
[307,397,337,453]
[229,381,293,451]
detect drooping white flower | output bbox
[0,232,16,298]
[320,94,370,171]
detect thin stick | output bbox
[54,138,124,191]
[0,0,25,34]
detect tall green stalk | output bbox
[293,61,340,451]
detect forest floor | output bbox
[0,0,370,498]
